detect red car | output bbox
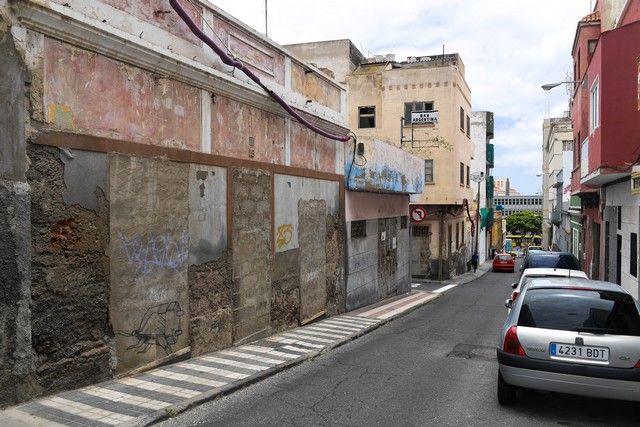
[492,253,515,273]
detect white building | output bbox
[542,117,573,251]
[471,111,494,263]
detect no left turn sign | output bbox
[410,206,427,223]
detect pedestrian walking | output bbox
[471,252,479,273]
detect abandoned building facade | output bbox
[0,0,423,407]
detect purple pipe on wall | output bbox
[168,0,352,143]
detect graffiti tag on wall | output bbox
[276,224,293,248]
[119,231,189,276]
[118,301,183,354]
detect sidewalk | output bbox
[0,290,444,427]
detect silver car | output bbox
[497,277,640,404]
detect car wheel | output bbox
[497,370,517,405]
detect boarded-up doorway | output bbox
[299,200,327,323]
[378,218,398,299]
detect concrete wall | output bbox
[285,39,365,85]
[345,191,411,310]
[345,137,424,194]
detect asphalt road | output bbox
[159,265,639,426]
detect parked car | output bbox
[520,251,580,273]
[505,268,589,313]
[497,277,640,405]
[493,253,515,273]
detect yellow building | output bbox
[346,54,474,279]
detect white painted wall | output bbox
[471,112,488,263]
[605,179,640,298]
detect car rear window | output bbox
[497,255,511,261]
[528,254,580,270]
[518,288,640,336]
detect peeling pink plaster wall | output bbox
[291,63,341,111]
[290,121,336,173]
[212,95,285,163]
[97,0,203,45]
[44,38,201,151]
[211,16,285,86]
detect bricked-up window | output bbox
[466,165,470,186]
[460,162,465,185]
[631,233,638,278]
[412,225,430,237]
[404,101,434,123]
[460,107,465,131]
[401,216,408,229]
[351,220,367,238]
[358,106,376,128]
[466,115,470,137]
[424,159,434,183]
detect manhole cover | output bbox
[447,344,496,361]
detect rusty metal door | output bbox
[377,218,398,299]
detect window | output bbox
[459,162,465,185]
[404,101,434,123]
[358,106,375,128]
[562,140,572,151]
[351,220,367,238]
[459,107,465,131]
[400,216,408,229]
[424,160,434,183]
[412,225,430,237]
[466,165,470,186]
[590,79,599,133]
[617,206,622,230]
[466,115,470,137]
[631,233,638,278]
[518,288,640,336]
[588,39,598,55]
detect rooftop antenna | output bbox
[442,44,445,65]
[264,0,268,37]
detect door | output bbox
[616,234,622,286]
[377,218,398,299]
[592,223,600,279]
[604,222,610,282]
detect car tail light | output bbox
[511,291,519,301]
[634,359,640,369]
[503,326,526,356]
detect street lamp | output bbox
[541,81,580,91]
[470,171,485,256]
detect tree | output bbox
[506,211,542,236]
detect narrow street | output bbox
[160,266,639,426]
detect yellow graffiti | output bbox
[47,103,76,129]
[276,224,294,248]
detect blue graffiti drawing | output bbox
[119,230,189,276]
[118,301,184,355]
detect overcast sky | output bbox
[209,0,592,194]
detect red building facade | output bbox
[570,0,640,294]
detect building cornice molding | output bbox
[10,0,346,127]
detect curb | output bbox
[133,292,443,426]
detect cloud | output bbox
[208,0,591,193]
